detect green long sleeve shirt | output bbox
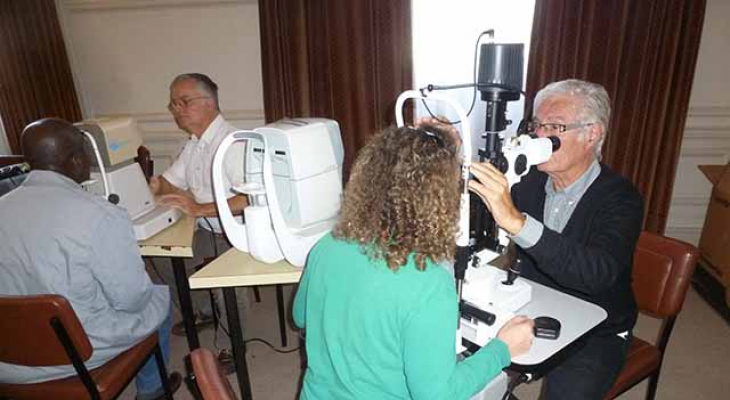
[293,234,511,400]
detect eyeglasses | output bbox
[167,96,210,112]
[525,120,594,134]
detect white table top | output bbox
[510,278,607,366]
[188,247,302,289]
[138,216,196,258]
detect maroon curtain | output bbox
[526,0,706,233]
[0,0,82,154]
[258,0,412,178]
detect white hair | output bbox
[534,79,611,159]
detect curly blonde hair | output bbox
[333,124,461,271]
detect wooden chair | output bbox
[0,155,25,168]
[604,231,699,400]
[186,348,237,400]
[0,294,173,400]
[136,146,154,182]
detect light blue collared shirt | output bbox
[0,170,170,383]
[512,160,601,248]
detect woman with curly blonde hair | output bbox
[293,124,533,400]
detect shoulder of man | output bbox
[587,164,645,216]
[595,163,642,197]
[219,116,240,134]
[75,188,136,227]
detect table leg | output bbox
[224,287,253,399]
[171,258,200,350]
[276,284,287,347]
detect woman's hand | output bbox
[496,315,534,358]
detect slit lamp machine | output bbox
[396,37,560,346]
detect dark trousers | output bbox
[540,332,630,400]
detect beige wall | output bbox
[57,0,265,173]
[665,0,730,244]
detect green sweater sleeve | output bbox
[294,241,320,329]
[293,269,308,329]
[402,276,511,400]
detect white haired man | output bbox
[470,79,643,399]
[149,73,247,335]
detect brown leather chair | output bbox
[0,155,25,168]
[187,348,237,400]
[0,294,173,400]
[604,231,699,400]
[136,146,154,183]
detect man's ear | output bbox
[69,152,83,169]
[586,124,602,145]
[68,152,89,182]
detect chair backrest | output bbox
[0,294,93,366]
[135,145,154,182]
[632,230,699,356]
[632,231,699,320]
[190,348,238,400]
[0,155,26,168]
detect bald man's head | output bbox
[21,118,91,184]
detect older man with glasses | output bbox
[147,74,247,371]
[469,79,644,400]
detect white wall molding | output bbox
[679,105,730,157]
[683,127,730,138]
[96,109,264,127]
[686,105,730,117]
[664,227,703,245]
[667,103,730,244]
[685,105,730,134]
[64,0,254,12]
[670,195,713,207]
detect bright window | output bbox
[0,114,11,155]
[411,0,536,159]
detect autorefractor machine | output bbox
[76,117,182,240]
[212,118,344,267]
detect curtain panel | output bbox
[0,0,82,154]
[526,0,706,233]
[258,0,412,178]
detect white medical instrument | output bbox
[212,118,344,267]
[77,117,182,240]
[394,89,558,347]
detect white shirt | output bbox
[162,114,245,232]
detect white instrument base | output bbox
[133,206,182,240]
[459,251,532,347]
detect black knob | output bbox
[514,154,528,175]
